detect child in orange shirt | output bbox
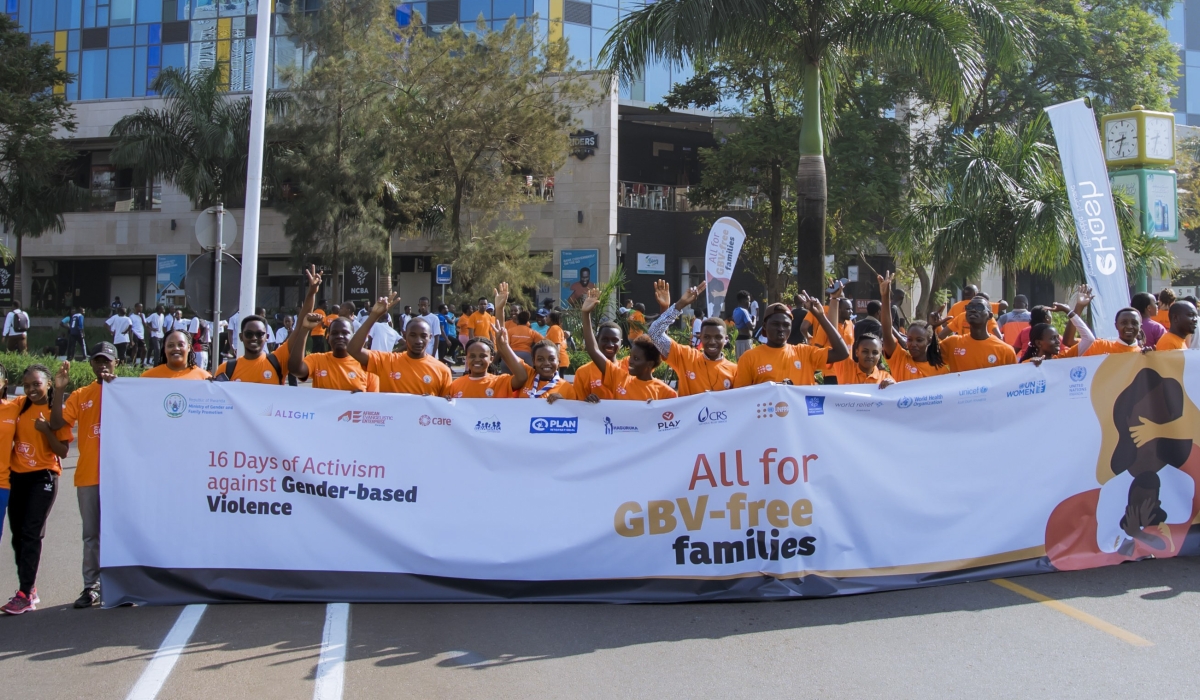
[446,326,528,399]
[830,333,895,387]
[878,273,948,381]
[516,340,577,402]
[580,289,677,401]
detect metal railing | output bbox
[82,186,162,212]
[617,181,758,211]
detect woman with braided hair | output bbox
[142,329,210,379]
[878,273,947,382]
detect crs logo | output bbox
[657,410,681,432]
[896,396,914,409]
[418,414,452,427]
[530,417,578,434]
[697,406,727,425]
[163,393,187,418]
[1070,366,1088,382]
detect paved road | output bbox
[4,455,1200,699]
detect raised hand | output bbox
[300,312,323,331]
[654,279,671,311]
[304,264,322,294]
[877,271,893,299]
[494,323,510,347]
[1073,285,1095,315]
[678,280,706,306]
[494,282,510,310]
[54,361,70,392]
[797,290,823,316]
[372,292,400,317]
[1049,302,1072,314]
[928,304,951,328]
[581,287,600,314]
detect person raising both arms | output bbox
[580,288,677,401]
[734,292,850,388]
[347,291,453,396]
[1155,300,1198,351]
[878,272,948,381]
[214,315,292,385]
[936,296,1016,372]
[647,279,737,395]
[2,365,72,615]
[1018,291,1092,363]
[1067,291,1152,357]
[141,329,212,379]
[515,340,576,402]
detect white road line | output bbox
[125,604,207,700]
[314,603,351,700]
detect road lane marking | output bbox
[992,579,1153,647]
[314,603,350,700]
[125,604,207,700]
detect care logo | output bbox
[164,393,187,418]
[657,410,681,432]
[474,415,502,433]
[530,416,578,434]
[697,406,727,425]
[1006,379,1046,398]
[418,414,452,427]
[756,401,790,419]
[604,416,640,435]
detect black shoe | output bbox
[73,588,100,609]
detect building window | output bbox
[426,0,459,24]
[564,0,590,25]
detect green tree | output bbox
[0,14,78,302]
[275,0,412,303]
[447,224,552,305]
[601,0,1029,295]
[110,67,283,209]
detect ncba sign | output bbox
[570,130,599,159]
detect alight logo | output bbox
[604,416,639,435]
[475,415,502,433]
[530,417,578,434]
[418,414,451,427]
[658,410,681,432]
[805,396,824,416]
[164,393,187,418]
[697,406,727,425]
[339,410,394,426]
[756,401,790,419]
[263,404,316,420]
[1006,379,1046,398]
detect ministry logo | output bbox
[163,393,187,418]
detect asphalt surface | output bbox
[4,455,1200,699]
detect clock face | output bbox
[1145,116,1174,160]
[1105,118,1138,160]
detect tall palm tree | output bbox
[110,67,285,209]
[600,0,1030,295]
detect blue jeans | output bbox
[0,487,8,539]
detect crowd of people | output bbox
[0,265,1196,615]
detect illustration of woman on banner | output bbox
[1045,353,1200,570]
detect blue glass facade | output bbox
[5,0,686,103]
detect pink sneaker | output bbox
[1,591,35,615]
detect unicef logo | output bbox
[1070,366,1087,382]
[897,396,914,409]
[164,393,187,418]
[531,418,549,432]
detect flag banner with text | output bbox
[704,217,745,319]
[1046,98,1130,338]
[100,352,1200,606]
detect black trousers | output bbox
[66,333,86,360]
[8,470,58,595]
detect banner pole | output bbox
[238,0,274,323]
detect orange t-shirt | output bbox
[448,373,518,399]
[216,345,291,385]
[1001,320,1030,347]
[572,357,628,400]
[545,326,570,367]
[1154,308,1171,327]
[886,346,950,382]
[734,343,831,387]
[665,340,737,395]
[304,352,371,391]
[940,334,1017,372]
[628,311,647,340]
[1082,339,1142,357]
[311,309,327,337]
[947,314,999,337]
[830,358,894,386]
[62,382,103,487]
[949,299,1002,317]
[602,361,678,400]
[1019,344,1080,362]
[0,400,19,489]
[505,319,518,331]
[810,320,853,349]
[1157,333,1189,351]
[516,366,576,400]
[11,399,72,475]
[142,364,212,379]
[366,350,453,395]
[507,325,544,354]
[471,312,496,341]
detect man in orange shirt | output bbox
[287,268,377,391]
[507,310,545,365]
[648,279,737,395]
[810,296,854,349]
[349,291,453,396]
[310,303,328,353]
[939,297,1016,371]
[734,293,850,387]
[579,289,676,400]
[215,315,291,385]
[469,297,497,342]
[627,304,647,341]
[947,284,1005,317]
[49,343,117,608]
[1156,301,1198,351]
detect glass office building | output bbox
[3,0,691,103]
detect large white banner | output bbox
[100,352,1200,604]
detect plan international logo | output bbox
[530,417,578,434]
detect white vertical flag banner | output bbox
[1045,99,1130,338]
[704,217,746,319]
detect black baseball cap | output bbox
[90,342,119,360]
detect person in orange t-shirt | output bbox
[878,273,949,382]
[1071,303,1150,358]
[948,285,1004,318]
[49,344,117,608]
[2,364,72,615]
[469,297,497,342]
[810,297,854,349]
[830,334,895,387]
[1017,324,1079,363]
[574,309,627,401]
[215,315,292,385]
[1157,301,1198,351]
[0,363,18,542]
[938,297,1017,372]
[1155,288,1176,328]
[310,304,328,353]
[516,340,576,401]
[627,305,647,341]
[447,321,529,399]
[580,289,676,401]
[350,291,454,395]
[507,311,544,364]
[545,312,571,371]
[141,329,212,380]
[735,294,850,388]
[647,279,737,395]
[287,267,378,392]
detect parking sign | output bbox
[435,264,452,285]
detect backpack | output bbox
[12,312,27,333]
[214,354,287,385]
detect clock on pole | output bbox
[1102,106,1178,242]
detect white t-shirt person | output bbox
[3,308,29,338]
[369,318,400,352]
[417,312,442,357]
[129,311,145,340]
[147,311,165,338]
[107,314,133,344]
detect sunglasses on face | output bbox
[243,331,268,339]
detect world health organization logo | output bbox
[896,396,914,409]
[1070,366,1088,382]
[164,393,187,418]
